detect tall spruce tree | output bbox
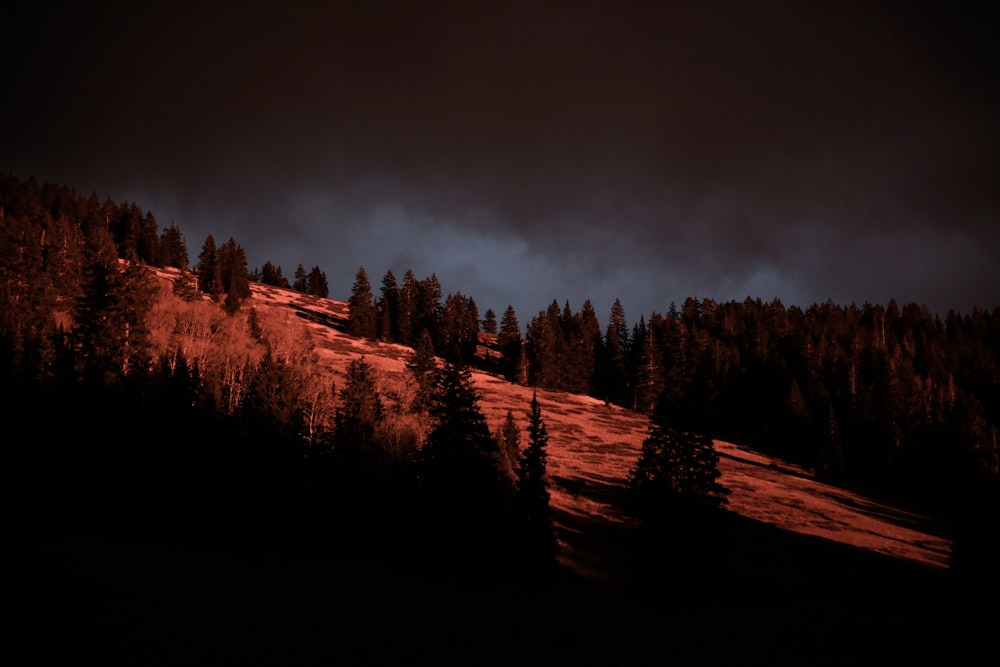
[516,391,557,577]
[597,298,629,405]
[329,356,392,532]
[377,269,400,342]
[158,222,188,269]
[307,266,329,297]
[481,308,497,335]
[417,360,514,566]
[498,305,523,382]
[626,394,731,594]
[406,328,438,413]
[293,263,308,292]
[195,234,222,297]
[348,266,377,339]
[217,237,251,313]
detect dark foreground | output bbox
[9,510,995,667]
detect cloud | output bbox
[3,1,998,321]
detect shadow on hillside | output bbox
[291,304,349,333]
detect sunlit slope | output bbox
[247,280,952,573]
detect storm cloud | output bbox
[4,1,998,325]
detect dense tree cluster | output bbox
[349,265,484,364]
[1,174,558,581]
[515,295,1000,509]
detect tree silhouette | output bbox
[293,263,308,293]
[481,308,497,335]
[495,409,520,479]
[406,328,437,413]
[195,234,222,297]
[515,391,557,579]
[416,360,514,569]
[217,237,251,313]
[307,266,328,297]
[158,222,188,269]
[498,305,523,383]
[377,269,400,342]
[328,357,393,535]
[348,266,376,339]
[626,394,731,595]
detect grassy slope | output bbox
[11,278,993,666]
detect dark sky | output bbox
[4,1,998,325]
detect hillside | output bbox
[10,268,992,667]
[246,275,952,577]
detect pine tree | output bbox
[597,299,629,405]
[412,273,443,349]
[516,392,557,577]
[330,357,390,523]
[626,394,731,593]
[526,300,567,390]
[406,328,437,412]
[73,241,155,383]
[498,305,523,382]
[377,269,400,342]
[217,237,251,313]
[260,261,286,287]
[195,234,222,297]
[348,266,377,339]
[307,266,329,297]
[627,402,730,517]
[158,222,188,269]
[293,263,308,293]
[481,308,497,335]
[496,409,520,478]
[417,360,514,566]
[441,291,478,363]
[396,269,418,346]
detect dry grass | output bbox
[246,280,952,578]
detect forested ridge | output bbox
[3,172,998,582]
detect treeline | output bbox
[515,295,1000,507]
[347,264,1000,508]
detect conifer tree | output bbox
[73,239,155,382]
[396,269,418,346]
[417,360,514,564]
[597,298,629,405]
[217,237,251,313]
[498,305,522,382]
[627,400,730,517]
[260,261,287,287]
[293,263,308,293]
[496,409,521,479]
[196,234,222,297]
[158,222,188,269]
[481,308,497,335]
[377,269,400,342]
[406,328,437,412]
[348,266,377,339]
[307,266,329,297]
[626,394,731,593]
[441,291,479,363]
[516,392,557,576]
[412,273,443,348]
[330,357,390,522]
